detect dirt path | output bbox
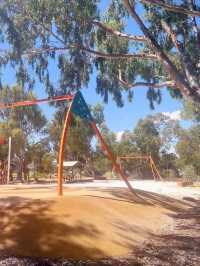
[0,198,199,265]
[0,184,199,265]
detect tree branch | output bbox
[16,9,151,60]
[22,45,158,60]
[141,0,200,17]
[23,9,65,45]
[0,45,157,60]
[92,20,147,42]
[189,0,200,49]
[161,20,182,52]
[161,20,200,89]
[123,0,200,101]
[118,77,176,89]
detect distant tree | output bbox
[181,100,200,123]
[97,123,117,151]
[116,130,138,156]
[174,99,200,179]
[176,125,200,179]
[159,151,179,179]
[48,103,105,163]
[133,117,161,161]
[93,123,118,175]
[41,152,55,174]
[147,113,182,153]
[26,139,52,176]
[0,85,47,180]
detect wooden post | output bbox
[90,122,136,195]
[148,156,156,180]
[150,156,162,181]
[57,103,73,196]
[7,136,11,184]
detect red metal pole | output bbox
[0,93,75,195]
[90,122,136,195]
[0,95,74,109]
[57,103,73,196]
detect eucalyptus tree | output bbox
[181,100,200,123]
[48,103,105,162]
[175,98,200,178]
[0,85,47,179]
[1,1,200,108]
[176,125,200,179]
[133,117,161,162]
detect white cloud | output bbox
[162,110,181,121]
[115,131,124,142]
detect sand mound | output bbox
[0,187,188,259]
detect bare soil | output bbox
[0,184,199,265]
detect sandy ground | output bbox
[0,180,199,263]
[1,179,199,199]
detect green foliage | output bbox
[0,85,47,178]
[176,125,200,178]
[181,100,200,123]
[92,156,112,176]
[26,139,52,174]
[48,102,105,162]
[160,152,179,179]
[0,85,47,137]
[116,130,138,156]
[133,117,161,160]
[68,116,93,160]
[1,1,200,107]
[181,165,199,181]
[41,153,55,174]
[93,113,181,178]
[0,0,98,93]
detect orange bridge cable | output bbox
[0,94,74,109]
[90,122,136,195]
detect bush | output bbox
[161,169,179,180]
[181,165,199,181]
[93,157,112,176]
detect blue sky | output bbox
[82,79,182,132]
[85,1,184,132]
[1,61,182,133]
[0,1,184,134]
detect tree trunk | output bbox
[123,0,200,102]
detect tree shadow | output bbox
[88,187,193,212]
[130,199,200,265]
[82,194,144,205]
[0,197,103,259]
[0,189,198,265]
